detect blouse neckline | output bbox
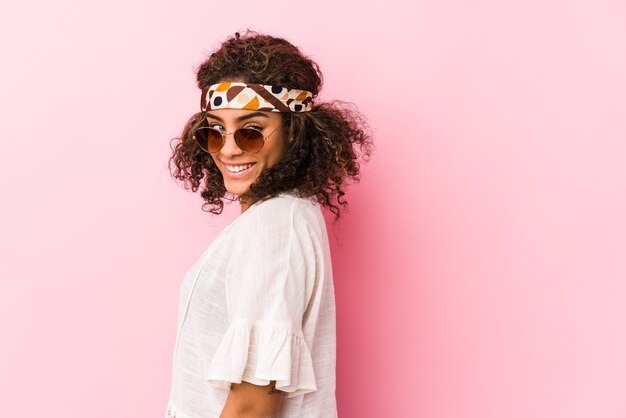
[223,192,295,233]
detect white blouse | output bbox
[165,192,337,418]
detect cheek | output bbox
[268,136,287,164]
[209,153,220,167]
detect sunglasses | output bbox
[193,120,281,154]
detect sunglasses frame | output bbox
[192,116,282,154]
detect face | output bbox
[204,109,287,198]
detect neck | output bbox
[240,198,250,214]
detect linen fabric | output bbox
[165,193,337,418]
[201,82,314,113]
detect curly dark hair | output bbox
[168,30,373,219]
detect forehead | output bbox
[204,109,280,123]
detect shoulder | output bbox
[248,192,322,225]
[227,193,325,261]
[228,193,325,243]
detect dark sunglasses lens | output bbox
[194,127,223,153]
[193,127,208,151]
[235,128,265,153]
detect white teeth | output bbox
[226,163,254,173]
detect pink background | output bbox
[1,1,625,417]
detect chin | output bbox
[224,180,253,196]
[219,166,261,197]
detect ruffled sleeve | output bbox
[205,199,319,397]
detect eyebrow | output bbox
[204,111,270,123]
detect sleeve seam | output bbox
[287,199,295,275]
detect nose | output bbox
[218,131,244,157]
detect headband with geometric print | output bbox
[201,81,314,113]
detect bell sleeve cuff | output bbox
[205,318,318,398]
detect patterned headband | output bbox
[201,81,314,113]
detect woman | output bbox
[167,30,372,418]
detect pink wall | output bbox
[1,1,625,417]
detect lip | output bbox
[220,161,257,179]
[220,160,256,165]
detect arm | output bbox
[210,202,317,415]
[219,380,283,418]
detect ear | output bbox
[285,114,296,144]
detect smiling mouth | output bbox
[224,162,256,173]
